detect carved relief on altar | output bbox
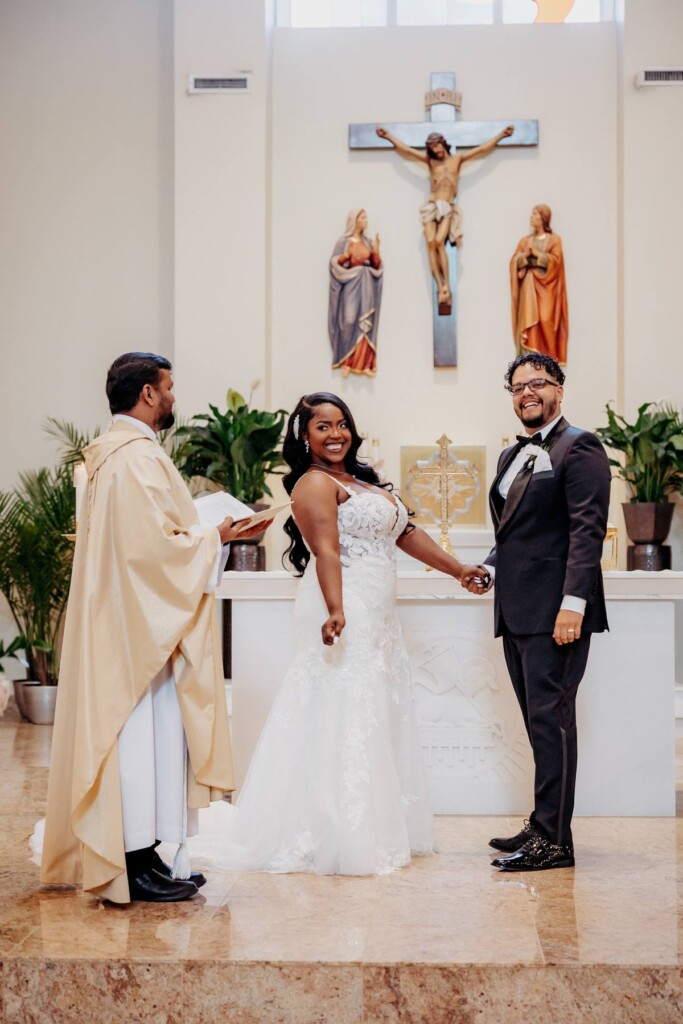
[402,628,531,784]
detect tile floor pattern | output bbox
[0,706,681,1022]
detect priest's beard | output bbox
[157,410,175,431]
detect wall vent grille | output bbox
[636,68,683,87]
[188,74,251,94]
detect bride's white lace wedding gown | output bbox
[190,478,434,875]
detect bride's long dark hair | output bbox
[282,392,404,576]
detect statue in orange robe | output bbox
[510,205,568,365]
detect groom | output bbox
[464,354,610,871]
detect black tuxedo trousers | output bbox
[503,631,590,847]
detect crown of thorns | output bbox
[426,132,451,153]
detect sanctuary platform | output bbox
[1,709,682,1024]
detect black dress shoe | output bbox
[128,868,198,902]
[489,818,537,852]
[151,851,207,889]
[492,835,575,872]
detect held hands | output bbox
[460,565,492,595]
[322,611,345,647]
[217,516,274,545]
[553,609,583,645]
[372,234,381,254]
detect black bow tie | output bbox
[516,432,544,446]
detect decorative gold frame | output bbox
[400,444,487,528]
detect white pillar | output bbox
[173,1,274,416]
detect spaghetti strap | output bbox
[308,468,355,497]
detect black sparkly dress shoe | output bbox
[492,835,575,872]
[151,850,207,889]
[489,819,537,852]
[128,869,198,902]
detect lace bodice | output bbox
[337,489,409,567]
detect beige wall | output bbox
[621,0,683,567]
[173,0,274,417]
[0,0,174,486]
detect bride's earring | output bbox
[304,439,310,454]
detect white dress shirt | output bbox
[484,414,586,615]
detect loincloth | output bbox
[419,199,463,246]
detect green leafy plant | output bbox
[0,637,23,673]
[595,402,683,503]
[0,466,76,684]
[174,389,288,503]
[44,417,100,468]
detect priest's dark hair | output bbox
[106,352,172,414]
[504,353,565,388]
[282,392,411,576]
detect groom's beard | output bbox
[519,395,559,430]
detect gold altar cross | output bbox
[405,433,479,560]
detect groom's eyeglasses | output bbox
[505,378,561,397]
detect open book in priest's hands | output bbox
[193,490,292,532]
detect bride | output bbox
[192,392,479,876]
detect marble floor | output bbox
[0,706,682,1023]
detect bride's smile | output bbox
[304,402,353,468]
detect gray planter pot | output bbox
[21,682,57,724]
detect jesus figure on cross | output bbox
[376,124,514,314]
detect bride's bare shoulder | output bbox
[291,471,341,506]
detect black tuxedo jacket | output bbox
[486,417,611,638]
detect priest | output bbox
[41,352,267,903]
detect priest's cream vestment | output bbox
[41,421,234,903]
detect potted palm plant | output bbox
[174,387,287,570]
[0,465,76,723]
[595,401,683,570]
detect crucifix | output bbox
[349,73,539,367]
[405,433,480,562]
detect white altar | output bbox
[217,567,683,817]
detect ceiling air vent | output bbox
[188,73,252,95]
[636,67,683,87]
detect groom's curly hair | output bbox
[505,353,565,388]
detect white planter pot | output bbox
[21,683,57,725]
[13,680,30,719]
